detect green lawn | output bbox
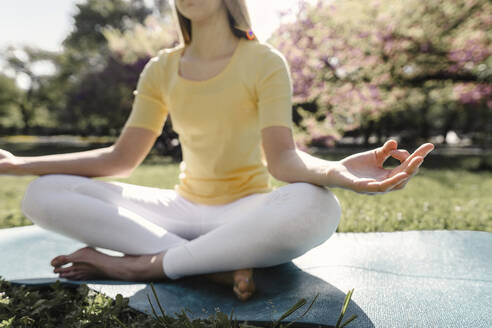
[2,156,491,232]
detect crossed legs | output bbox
[20,174,341,300]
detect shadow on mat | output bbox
[121,262,374,328]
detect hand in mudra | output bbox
[329,140,434,194]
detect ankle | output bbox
[130,252,168,281]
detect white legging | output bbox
[20,174,341,280]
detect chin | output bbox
[176,0,220,23]
[182,11,210,23]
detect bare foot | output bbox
[203,268,256,301]
[51,246,169,282]
[233,269,256,301]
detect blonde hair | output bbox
[172,0,257,45]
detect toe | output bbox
[233,270,255,292]
[64,246,96,263]
[233,285,253,301]
[54,265,75,274]
[51,255,69,267]
[60,270,80,280]
[51,248,88,267]
[233,274,256,301]
[235,279,249,293]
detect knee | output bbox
[21,177,46,222]
[298,182,341,231]
[21,174,68,223]
[283,182,342,248]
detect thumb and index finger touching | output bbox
[367,140,435,194]
[377,140,434,164]
[393,142,435,170]
[379,140,435,176]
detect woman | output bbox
[1,0,433,301]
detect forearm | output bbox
[272,148,338,187]
[14,146,131,178]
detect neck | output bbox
[187,9,239,59]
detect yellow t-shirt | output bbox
[122,37,293,205]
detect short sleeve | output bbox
[256,48,293,130]
[123,54,168,135]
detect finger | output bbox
[392,143,431,174]
[393,179,409,190]
[389,176,410,191]
[392,159,422,189]
[403,156,424,176]
[404,143,434,166]
[365,172,408,193]
[353,177,379,192]
[375,139,398,166]
[392,176,411,190]
[389,149,410,163]
[393,158,423,189]
[368,172,408,192]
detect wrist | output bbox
[319,160,342,188]
[11,156,28,176]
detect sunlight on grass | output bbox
[1,163,491,232]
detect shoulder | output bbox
[140,43,184,78]
[243,40,288,64]
[158,43,185,57]
[240,40,291,89]
[144,43,184,67]
[241,40,290,79]
[153,43,184,63]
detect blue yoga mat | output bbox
[1,225,491,327]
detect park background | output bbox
[0,0,491,326]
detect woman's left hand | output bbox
[327,140,434,194]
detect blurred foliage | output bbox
[269,0,491,149]
[0,0,158,136]
[102,12,182,159]
[0,0,183,156]
[55,0,156,135]
[1,0,490,155]
[103,15,178,64]
[62,0,151,52]
[0,74,21,130]
[2,47,59,134]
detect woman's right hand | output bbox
[0,149,22,175]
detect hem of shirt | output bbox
[174,185,273,205]
[259,121,293,130]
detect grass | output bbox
[0,277,356,327]
[1,142,491,327]
[2,153,491,232]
